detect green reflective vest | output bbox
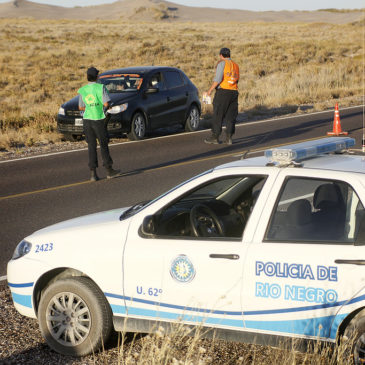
[78,83,105,120]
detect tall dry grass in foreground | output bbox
[88,323,356,364]
[0,18,363,150]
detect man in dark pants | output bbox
[204,47,240,145]
[78,67,120,181]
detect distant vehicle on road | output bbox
[57,66,201,141]
[7,137,365,363]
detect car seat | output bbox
[269,199,313,241]
[285,199,313,240]
[312,183,345,240]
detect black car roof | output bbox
[99,66,181,77]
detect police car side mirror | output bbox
[140,215,157,236]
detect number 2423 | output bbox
[35,243,54,253]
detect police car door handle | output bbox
[209,254,240,260]
[335,259,365,265]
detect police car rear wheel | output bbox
[185,105,200,132]
[343,314,365,364]
[128,112,146,140]
[38,277,113,356]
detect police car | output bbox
[7,137,365,362]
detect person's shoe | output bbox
[204,135,219,144]
[106,167,121,179]
[90,169,99,182]
[224,134,233,145]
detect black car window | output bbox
[164,71,184,89]
[265,177,364,244]
[148,72,166,90]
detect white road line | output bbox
[0,105,363,165]
[0,275,7,283]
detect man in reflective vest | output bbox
[78,67,120,181]
[204,48,239,145]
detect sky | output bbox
[0,0,364,11]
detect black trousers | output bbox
[83,119,113,170]
[211,88,238,137]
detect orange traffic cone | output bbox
[327,103,348,136]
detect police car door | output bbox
[243,169,365,342]
[122,171,272,333]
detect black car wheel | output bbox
[38,277,113,356]
[185,105,200,132]
[128,112,147,140]
[62,133,83,142]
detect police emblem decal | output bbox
[170,255,195,283]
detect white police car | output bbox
[7,137,365,362]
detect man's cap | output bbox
[87,67,99,78]
[219,47,231,57]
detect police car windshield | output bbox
[119,169,213,221]
[182,177,243,201]
[98,74,143,93]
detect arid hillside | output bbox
[0,0,364,23]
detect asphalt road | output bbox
[0,105,364,277]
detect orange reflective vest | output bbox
[220,60,239,90]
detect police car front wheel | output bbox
[38,277,113,356]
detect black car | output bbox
[57,66,201,141]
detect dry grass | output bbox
[95,323,356,365]
[0,18,363,150]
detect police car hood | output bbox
[31,207,130,236]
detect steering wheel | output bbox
[190,204,225,237]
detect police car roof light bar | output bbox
[265,137,355,164]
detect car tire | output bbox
[185,105,200,132]
[343,313,365,364]
[127,112,146,140]
[38,277,113,356]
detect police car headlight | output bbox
[108,103,128,114]
[12,240,32,260]
[58,107,65,116]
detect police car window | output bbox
[265,177,364,244]
[152,175,267,240]
[164,71,184,89]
